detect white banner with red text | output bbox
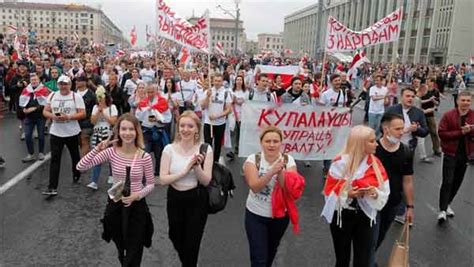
[156,0,210,53]
[238,102,352,160]
[325,7,403,52]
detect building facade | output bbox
[190,17,246,55]
[284,0,474,64]
[245,40,258,54]
[0,1,127,46]
[257,33,284,52]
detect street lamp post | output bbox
[234,2,240,55]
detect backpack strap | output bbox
[249,89,254,100]
[266,91,271,102]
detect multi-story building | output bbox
[257,33,284,53]
[245,40,258,54]
[284,0,474,64]
[0,1,127,47]
[189,17,246,55]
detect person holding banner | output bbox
[321,125,390,267]
[200,73,232,162]
[248,74,277,103]
[243,126,298,267]
[281,76,311,106]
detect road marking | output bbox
[0,153,51,195]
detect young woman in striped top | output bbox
[77,113,155,266]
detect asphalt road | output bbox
[0,95,473,266]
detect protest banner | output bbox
[239,102,352,160]
[156,0,210,52]
[325,7,403,52]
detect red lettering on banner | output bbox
[344,35,353,50]
[336,35,344,51]
[257,109,272,126]
[296,113,308,128]
[327,35,335,50]
[308,112,317,127]
[388,24,399,38]
[327,112,339,127]
[371,31,379,43]
[352,34,362,47]
[361,33,372,47]
[274,111,287,126]
[378,28,388,42]
[285,112,299,127]
[317,111,326,127]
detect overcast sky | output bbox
[36,0,316,45]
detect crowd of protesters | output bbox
[0,35,473,267]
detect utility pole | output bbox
[315,0,324,60]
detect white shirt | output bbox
[48,91,85,137]
[140,68,156,83]
[101,72,110,85]
[320,88,346,107]
[401,108,412,145]
[162,144,212,188]
[245,153,296,218]
[368,85,388,114]
[232,90,249,120]
[202,86,232,126]
[178,79,197,107]
[124,78,143,96]
[92,104,118,130]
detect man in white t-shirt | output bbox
[319,73,351,107]
[200,74,232,162]
[177,71,197,114]
[140,60,156,83]
[41,75,86,196]
[368,75,388,137]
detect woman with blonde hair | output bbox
[321,125,390,267]
[128,81,147,114]
[77,113,155,266]
[159,111,213,267]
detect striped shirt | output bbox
[77,147,155,199]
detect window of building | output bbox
[266,44,269,48]
[46,30,49,33]
[267,37,270,42]
[90,14,94,19]
[90,26,93,31]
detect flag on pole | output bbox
[215,41,225,56]
[348,50,370,80]
[116,49,126,58]
[73,32,80,41]
[7,25,17,35]
[130,26,137,46]
[12,35,22,61]
[146,25,152,42]
[177,47,191,66]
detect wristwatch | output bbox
[406,205,414,209]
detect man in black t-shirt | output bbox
[371,113,415,266]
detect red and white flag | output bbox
[7,24,17,35]
[115,49,126,58]
[177,47,191,66]
[19,84,50,108]
[73,32,80,41]
[284,48,293,54]
[130,26,137,46]
[146,25,153,42]
[348,50,370,80]
[215,42,225,56]
[256,65,302,89]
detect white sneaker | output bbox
[87,182,98,190]
[38,153,45,161]
[22,154,35,163]
[394,215,405,225]
[437,211,447,223]
[304,161,311,167]
[107,176,114,184]
[33,131,38,139]
[446,206,455,217]
[20,132,25,140]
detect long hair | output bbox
[164,78,176,94]
[232,75,246,92]
[113,113,144,149]
[174,111,202,144]
[338,125,374,179]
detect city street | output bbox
[1,96,472,267]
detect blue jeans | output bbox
[368,113,383,137]
[91,163,112,184]
[24,116,46,155]
[370,205,399,267]
[245,209,289,267]
[143,126,169,176]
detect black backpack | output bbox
[199,143,236,214]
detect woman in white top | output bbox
[227,75,248,159]
[159,111,213,267]
[87,86,118,189]
[128,81,147,115]
[243,126,297,267]
[123,68,143,98]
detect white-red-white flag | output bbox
[177,47,191,66]
[130,26,137,46]
[116,49,126,58]
[348,50,370,80]
[284,48,294,54]
[7,25,17,35]
[73,32,79,41]
[215,42,225,56]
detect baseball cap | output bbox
[57,75,71,84]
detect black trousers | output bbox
[439,154,468,211]
[167,186,208,267]
[245,209,289,267]
[330,209,374,267]
[48,134,81,190]
[102,198,153,267]
[203,123,226,162]
[233,121,241,154]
